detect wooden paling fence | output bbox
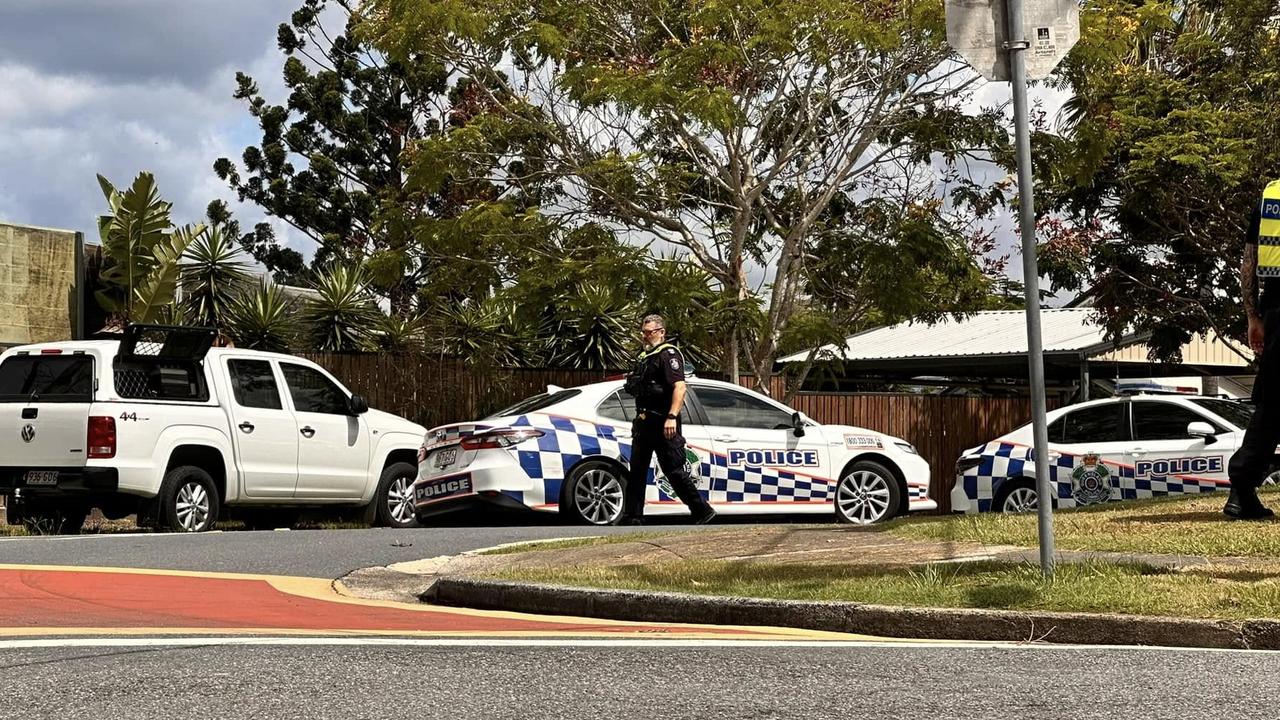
[305,353,1053,514]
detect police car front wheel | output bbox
[835,461,901,525]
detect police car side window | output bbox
[597,390,634,422]
[1132,402,1222,441]
[694,386,794,430]
[1060,403,1127,444]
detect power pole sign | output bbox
[945,0,1080,579]
[946,0,1080,81]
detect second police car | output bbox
[413,377,935,525]
[951,392,1270,513]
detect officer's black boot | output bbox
[668,474,716,524]
[1224,486,1275,520]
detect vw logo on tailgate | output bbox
[20,424,35,443]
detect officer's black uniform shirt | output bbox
[1246,204,1280,315]
[634,345,686,416]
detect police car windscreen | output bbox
[0,355,93,403]
[1188,398,1253,430]
[485,389,582,419]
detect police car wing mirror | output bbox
[348,394,369,416]
[791,412,806,438]
[1187,421,1216,443]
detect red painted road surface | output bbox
[0,567,778,638]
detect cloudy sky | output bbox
[0,0,312,257]
[0,1,1072,293]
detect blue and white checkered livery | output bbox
[413,377,935,525]
[951,393,1257,514]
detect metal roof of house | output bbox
[779,309,1120,363]
[778,310,1249,371]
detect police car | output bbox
[951,392,1265,514]
[413,377,935,525]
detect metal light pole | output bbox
[1005,0,1055,577]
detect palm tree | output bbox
[181,225,252,330]
[225,279,296,352]
[541,282,638,370]
[302,265,379,352]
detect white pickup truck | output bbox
[0,325,426,533]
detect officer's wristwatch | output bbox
[666,412,678,419]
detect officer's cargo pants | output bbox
[624,413,710,519]
[1229,309,1280,489]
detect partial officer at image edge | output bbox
[1227,181,1280,520]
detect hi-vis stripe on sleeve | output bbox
[1259,180,1280,278]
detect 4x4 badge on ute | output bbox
[21,424,35,443]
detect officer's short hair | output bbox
[641,314,665,329]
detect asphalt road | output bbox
[3,641,1278,720]
[0,517,713,577]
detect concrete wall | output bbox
[0,221,81,347]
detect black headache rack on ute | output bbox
[114,325,218,401]
[118,324,218,363]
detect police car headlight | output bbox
[956,456,982,473]
[894,441,919,455]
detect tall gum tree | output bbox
[363,0,1011,392]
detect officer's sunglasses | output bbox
[641,326,664,336]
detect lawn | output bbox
[888,486,1280,557]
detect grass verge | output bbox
[487,559,1280,620]
[888,486,1280,558]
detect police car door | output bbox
[1129,399,1230,497]
[599,387,715,509]
[688,384,830,509]
[1049,401,1131,507]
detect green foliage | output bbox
[540,282,638,370]
[95,172,207,326]
[438,297,522,366]
[226,279,298,352]
[216,0,474,313]
[181,223,253,329]
[1034,0,1280,357]
[363,0,1013,386]
[302,265,381,352]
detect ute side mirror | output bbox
[1187,421,1216,444]
[792,411,806,438]
[348,394,369,416]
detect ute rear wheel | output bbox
[159,465,220,532]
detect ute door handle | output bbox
[713,434,739,443]
[300,426,316,438]
[238,421,255,434]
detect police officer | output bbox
[620,314,716,525]
[1227,180,1280,520]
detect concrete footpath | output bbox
[338,525,1280,650]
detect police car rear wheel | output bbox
[835,461,900,525]
[563,461,625,526]
[999,483,1038,514]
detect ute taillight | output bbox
[87,416,117,459]
[459,428,545,450]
